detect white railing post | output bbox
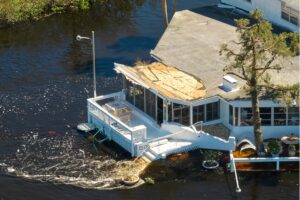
[131,131,134,157]
[276,160,280,171]
[230,151,242,192]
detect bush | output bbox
[0,0,101,23]
[144,177,155,185]
[267,140,280,154]
[201,149,221,161]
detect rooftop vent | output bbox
[222,75,238,92]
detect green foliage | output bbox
[0,0,103,23]
[220,9,299,152]
[271,83,300,105]
[220,9,299,90]
[78,0,90,10]
[201,149,221,161]
[267,140,280,154]
[144,177,155,185]
[51,5,65,13]
[0,0,146,23]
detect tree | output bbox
[220,9,299,153]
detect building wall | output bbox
[223,99,299,142]
[231,126,299,142]
[221,0,299,32]
[220,98,230,127]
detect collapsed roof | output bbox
[115,62,206,101]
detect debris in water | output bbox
[79,149,85,158]
[7,167,15,173]
[33,133,38,140]
[48,130,56,136]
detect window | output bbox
[193,105,205,124]
[274,107,287,126]
[168,103,172,122]
[281,3,299,26]
[260,107,271,126]
[125,79,135,105]
[235,107,239,126]
[240,107,272,126]
[173,103,190,126]
[145,89,156,120]
[240,108,253,126]
[156,97,164,124]
[288,107,299,125]
[134,85,144,111]
[206,101,220,121]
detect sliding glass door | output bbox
[145,89,156,120]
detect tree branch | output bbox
[225,71,247,81]
[256,54,278,77]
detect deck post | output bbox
[276,160,280,171]
[131,131,134,157]
[229,151,234,172]
[230,151,241,192]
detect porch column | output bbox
[190,105,193,125]
[238,107,241,126]
[165,100,169,122]
[155,95,158,121]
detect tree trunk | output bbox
[250,82,265,153]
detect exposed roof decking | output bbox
[282,0,299,9]
[115,62,206,101]
[151,8,299,100]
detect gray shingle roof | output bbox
[151,7,299,100]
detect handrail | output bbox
[88,99,135,132]
[88,111,131,143]
[88,91,123,102]
[134,144,152,162]
[233,156,300,162]
[230,151,242,192]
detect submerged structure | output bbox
[87,8,299,161]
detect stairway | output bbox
[139,139,169,162]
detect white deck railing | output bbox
[87,91,147,156]
[87,92,236,159]
[229,151,300,172]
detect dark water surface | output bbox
[0,0,298,199]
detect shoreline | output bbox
[0,0,123,26]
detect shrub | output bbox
[144,177,155,185]
[267,140,280,154]
[0,0,101,23]
[201,149,221,161]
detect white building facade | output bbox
[221,0,299,32]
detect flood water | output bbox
[0,0,299,199]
